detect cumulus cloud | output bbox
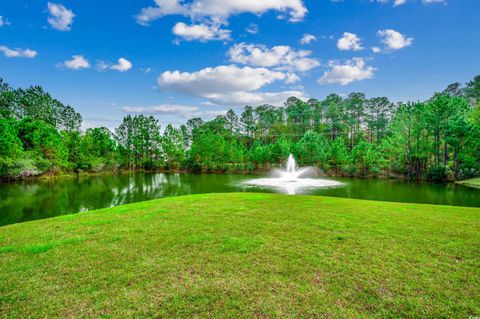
[97,58,133,72]
[373,0,444,6]
[172,22,231,41]
[111,58,133,72]
[122,104,228,119]
[123,104,200,117]
[207,90,306,106]
[0,46,37,58]
[337,32,363,51]
[318,58,376,85]
[245,23,259,34]
[158,65,287,94]
[60,55,90,70]
[300,33,316,45]
[228,43,320,72]
[377,29,413,50]
[47,2,75,31]
[202,110,229,118]
[0,16,11,28]
[81,117,120,131]
[136,0,307,25]
[136,0,306,41]
[157,64,305,106]
[141,67,152,74]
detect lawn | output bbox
[457,177,480,189]
[0,193,479,318]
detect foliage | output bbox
[114,115,161,170]
[1,76,480,180]
[293,130,328,167]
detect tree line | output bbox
[1,76,479,181]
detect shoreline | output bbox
[0,167,462,184]
[455,178,480,189]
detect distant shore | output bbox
[0,167,467,184]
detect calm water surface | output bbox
[0,172,479,226]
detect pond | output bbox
[0,172,479,226]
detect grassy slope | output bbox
[456,177,480,189]
[0,194,479,318]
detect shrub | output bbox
[427,166,447,182]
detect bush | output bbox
[181,157,201,173]
[33,155,52,173]
[457,168,479,180]
[0,157,15,177]
[10,157,41,178]
[427,166,447,182]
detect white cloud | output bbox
[123,104,200,117]
[111,58,133,72]
[245,23,259,34]
[61,55,90,70]
[47,2,75,31]
[422,0,446,3]
[207,90,306,106]
[300,33,316,45]
[373,0,445,6]
[337,32,363,51]
[122,104,228,119]
[372,0,403,5]
[377,29,413,50]
[0,16,11,28]
[202,110,228,118]
[372,46,382,53]
[96,61,109,71]
[136,0,306,41]
[318,58,376,85]
[157,64,305,106]
[97,58,133,72]
[285,73,300,84]
[81,117,120,131]
[228,43,320,72]
[0,46,37,58]
[136,0,307,25]
[159,65,287,94]
[172,22,231,41]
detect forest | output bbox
[1,76,479,181]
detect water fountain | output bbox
[244,154,343,195]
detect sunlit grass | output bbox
[1,193,479,318]
[457,177,480,189]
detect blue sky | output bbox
[0,0,479,129]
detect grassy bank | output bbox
[456,177,480,189]
[1,194,479,318]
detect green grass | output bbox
[456,177,480,189]
[0,193,479,318]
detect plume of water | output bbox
[281,154,315,179]
[244,154,343,195]
[286,154,296,175]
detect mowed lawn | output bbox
[457,177,480,189]
[0,193,479,318]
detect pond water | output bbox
[0,172,479,226]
